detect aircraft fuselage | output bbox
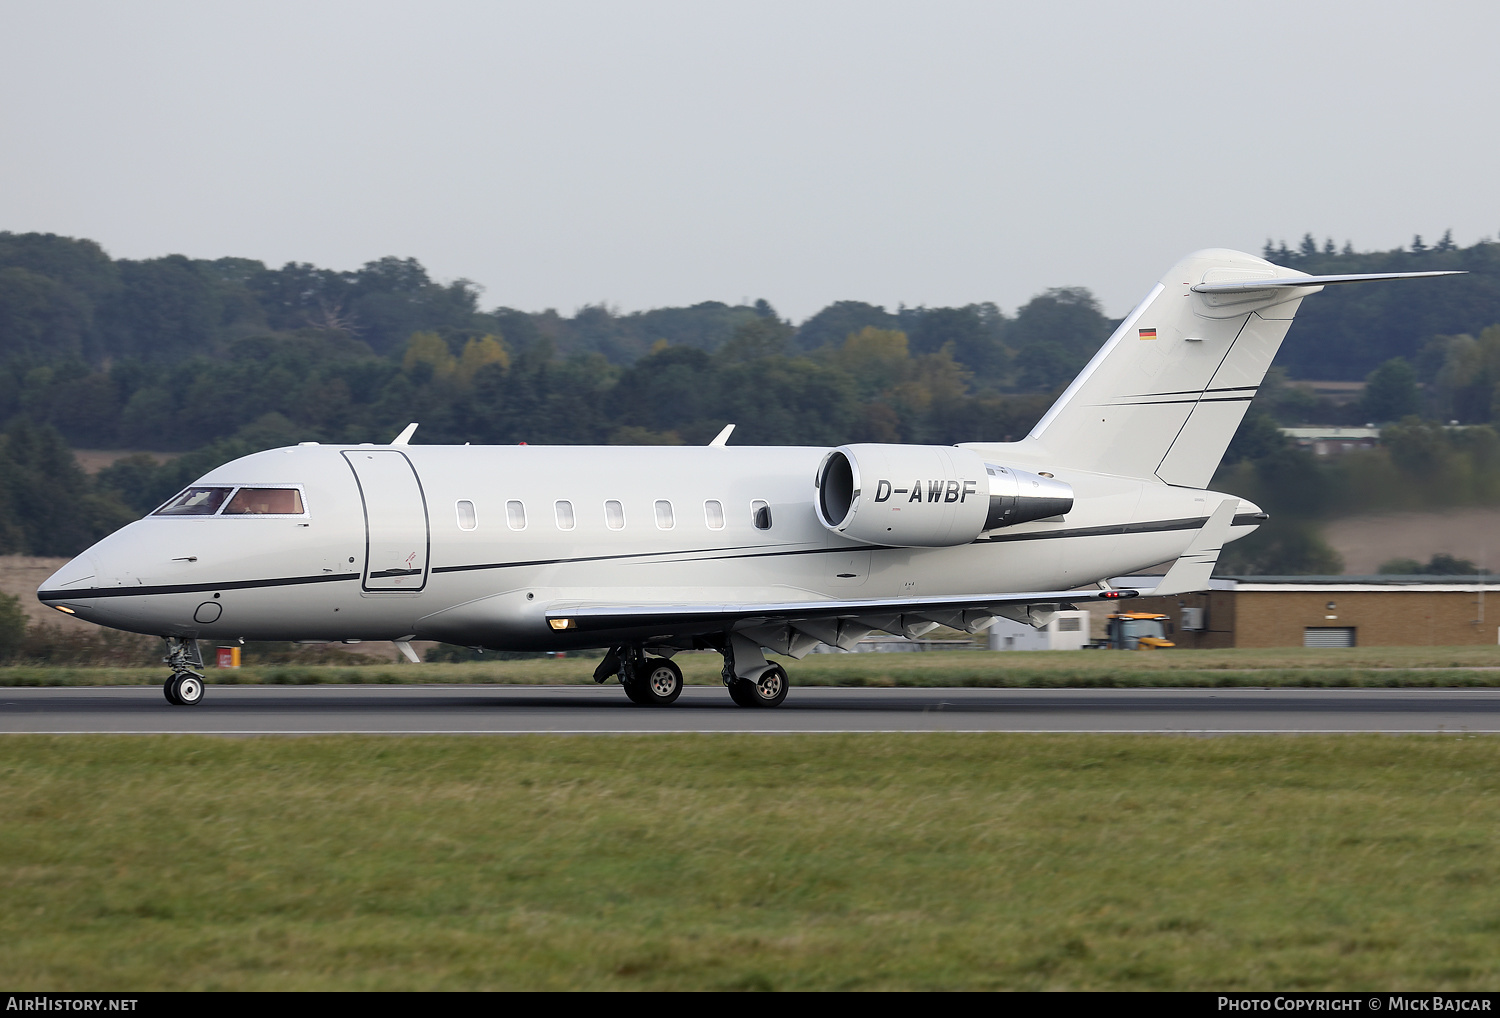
[38,443,1253,651]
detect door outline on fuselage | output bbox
[341,450,431,594]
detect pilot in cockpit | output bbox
[222,487,304,515]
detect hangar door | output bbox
[1304,627,1355,648]
[342,450,430,592]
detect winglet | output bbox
[709,424,735,447]
[391,423,419,446]
[1151,499,1238,596]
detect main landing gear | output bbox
[162,637,206,706]
[593,636,790,708]
[721,634,788,708]
[595,646,684,706]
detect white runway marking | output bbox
[4,685,1500,734]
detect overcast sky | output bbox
[1,1,1496,322]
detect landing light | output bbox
[53,605,76,614]
[549,619,576,630]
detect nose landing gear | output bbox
[162,637,207,706]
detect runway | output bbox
[4,684,1500,733]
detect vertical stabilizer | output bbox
[1025,249,1315,486]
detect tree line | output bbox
[4,229,1500,573]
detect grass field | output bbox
[6,645,1500,688]
[3,734,1499,990]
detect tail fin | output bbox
[1022,249,1459,486]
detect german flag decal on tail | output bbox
[1138,327,1157,339]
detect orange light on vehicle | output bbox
[549,619,575,630]
[53,605,75,614]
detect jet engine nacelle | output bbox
[814,444,1074,547]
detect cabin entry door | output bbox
[342,450,430,592]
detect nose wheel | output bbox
[161,637,207,707]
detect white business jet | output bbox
[37,249,1457,707]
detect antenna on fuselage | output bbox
[709,424,735,447]
[390,423,419,446]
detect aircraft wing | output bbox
[546,585,1140,655]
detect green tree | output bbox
[0,592,26,661]
[0,420,134,554]
[794,301,899,352]
[1361,359,1420,422]
[904,305,1007,379]
[0,268,92,360]
[1216,518,1344,576]
[1008,288,1110,391]
[1426,553,1480,575]
[1222,411,1290,464]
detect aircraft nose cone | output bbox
[38,554,98,599]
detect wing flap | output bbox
[545,586,1139,634]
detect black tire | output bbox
[750,663,788,707]
[622,678,651,704]
[636,658,683,706]
[727,678,758,708]
[174,674,205,706]
[163,678,181,705]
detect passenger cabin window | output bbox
[604,500,625,530]
[223,488,304,515]
[555,500,575,530]
[704,499,725,529]
[752,499,772,530]
[456,500,477,531]
[506,500,526,530]
[154,486,233,516]
[654,499,674,529]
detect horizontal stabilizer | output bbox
[1191,270,1463,293]
[1150,499,1237,596]
[1001,249,1466,490]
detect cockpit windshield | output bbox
[154,487,233,516]
[224,488,304,515]
[153,486,305,517]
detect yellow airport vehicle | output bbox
[1105,612,1176,650]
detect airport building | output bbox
[1114,575,1500,649]
[986,610,1092,651]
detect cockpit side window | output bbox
[223,488,305,515]
[153,487,233,516]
